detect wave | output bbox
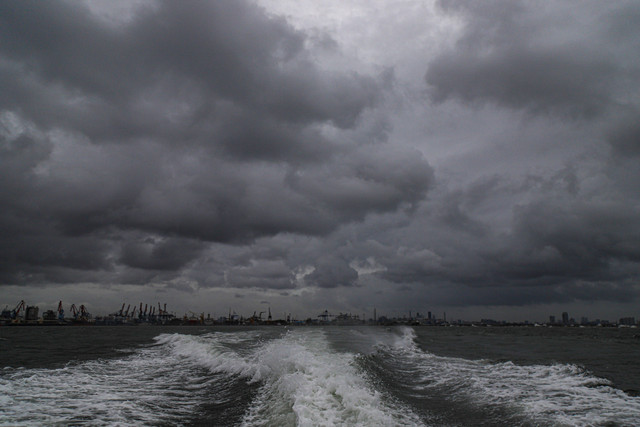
[240,329,424,426]
[155,328,425,426]
[0,329,425,426]
[0,345,217,425]
[3,327,636,426]
[373,326,640,426]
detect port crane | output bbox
[57,301,65,321]
[252,311,266,319]
[1,300,26,321]
[70,304,78,320]
[79,304,90,320]
[12,300,26,319]
[155,303,175,323]
[158,303,168,315]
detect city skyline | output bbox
[2,296,638,327]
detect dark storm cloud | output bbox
[431,281,636,308]
[2,0,638,320]
[119,236,205,271]
[606,111,640,156]
[0,230,114,284]
[0,0,432,287]
[306,158,636,307]
[372,0,640,309]
[507,200,640,279]
[32,143,431,244]
[306,256,358,288]
[226,260,294,289]
[426,0,638,118]
[0,0,379,144]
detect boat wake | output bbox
[2,327,639,426]
[156,328,425,426]
[0,329,424,426]
[369,326,640,426]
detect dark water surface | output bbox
[1,325,639,426]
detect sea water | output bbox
[1,325,639,426]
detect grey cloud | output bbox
[338,168,640,306]
[434,281,636,307]
[507,200,640,279]
[427,47,615,117]
[0,232,114,284]
[0,0,434,288]
[0,0,380,147]
[119,236,205,271]
[226,260,294,289]
[110,145,431,243]
[1,0,639,320]
[606,110,640,156]
[426,0,638,118]
[306,257,358,288]
[286,145,433,220]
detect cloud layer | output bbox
[1,0,639,319]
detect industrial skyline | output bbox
[2,298,637,329]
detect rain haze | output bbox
[1,0,639,322]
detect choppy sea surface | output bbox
[1,325,639,426]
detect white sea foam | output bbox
[11,327,632,426]
[237,328,425,427]
[0,346,215,426]
[384,327,640,426]
[153,331,259,377]
[0,330,276,426]
[156,329,426,426]
[0,329,427,426]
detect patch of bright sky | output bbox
[257,0,464,82]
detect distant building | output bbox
[25,306,39,322]
[549,315,555,324]
[619,317,636,326]
[562,312,569,325]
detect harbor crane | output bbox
[13,300,26,319]
[158,303,168,315]
[4,300,26,319]
[79,304,90,320]
[57,301,65,321]
[70,304,78,319]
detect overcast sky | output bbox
[1,0,639,322]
